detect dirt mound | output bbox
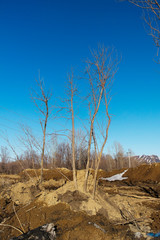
[0,202,135,240]
[98,163,160,183]
[1,166,160,239]
[124,163,160,183]
[19,168,73,181]
[93,168,126,179]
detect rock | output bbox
[9,223,56,240]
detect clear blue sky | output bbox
[0,0,160,157]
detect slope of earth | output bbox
[0,165,160,240]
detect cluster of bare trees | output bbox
[0,142,140,176]
[1,1,159,198]
[0,44,145,197]
[0,45,120,197]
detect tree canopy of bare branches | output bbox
[84,46,119,196]
[31,77,52,182]
[128,0,160,57]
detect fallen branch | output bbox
[26,206,36,213]
[13,201,25,234]
[0,224,23,234]
[54,168,71,182]
[114,217,145,226]
[119,193,160,200]
[119,205,141,231]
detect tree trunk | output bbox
[71,83,77,189]
[84,88,104,192]
[40,100,48,183]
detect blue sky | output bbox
[0,0,160,157]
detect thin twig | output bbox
[114,217,145,225]
[54,168,71,181]
[0,224,23,234]
[13,201,25,233]
[26,206,36,213]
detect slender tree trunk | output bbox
[84,120,93,192]
[78,148,82,170]
[92,92,111,199]
[31,78,51,184]
[40,100,48,183]
[71,93,77,189]
[84,88,104,192]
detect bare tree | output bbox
[69,73,78,189]
[1,135,33,178]
[74,129,87,169]
[84,46,118,194]
[31,76,52,182]
[128,0,160,57]
[113,141,125,169]
[92,88,112,198]
[0,146,9,173]
[57,71,78,189]
[99,154,114,171]
[18,124,41,170]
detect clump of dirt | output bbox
[57,190,89,211]
[0,175,20,192]
[41,179,66,190]
[150,210,160,232]
[7,177,41,205]
[19,168,73,181]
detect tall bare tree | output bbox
[128,0,160,56]
[57,71,78,189]
[70,73,78,189]
[84,46,118,193]
[31,77,52,182]
[92,89,112,198]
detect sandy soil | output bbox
[0,164,160,240]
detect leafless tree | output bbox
[84,46,119,196]
[31,76,52,182]
[92,88,112,198]
[69,73,78,189]
[128,0,160,57]
[0,146,9,173]
[1,135,33,178]
[74,129,87,169]
[99,154,113,171]
[57,71,78,189]
[18,124,41,170]
[113,141,125,169]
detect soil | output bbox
[0,165,160,240]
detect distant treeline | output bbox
[0,143,139,175]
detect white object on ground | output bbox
[100,169,128,181]
[88,222,106,233]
